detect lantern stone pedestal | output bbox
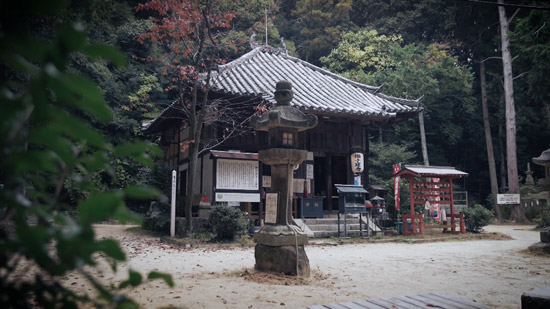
[254,148,310,276]
[250,81,317,277]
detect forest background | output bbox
[16,0,550,217]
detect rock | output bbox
[255,244,310,277]
[528,242,550,254]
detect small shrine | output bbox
[251,80,317,276]
[394,165,468,235]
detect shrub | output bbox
[209,206,247,240]
[537,206,550,229]
[463,204,494,233]
[142,202,171,233]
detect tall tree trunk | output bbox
[497,0,525,222]
[185,142,198,234]
[498,123,507,192]
[480,60,502,221]
[418,109,429,166]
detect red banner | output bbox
[393,164,401,210]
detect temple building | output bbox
[143,45,421,219]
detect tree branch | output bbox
[513,69,533,80]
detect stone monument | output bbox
[251,80,317,276]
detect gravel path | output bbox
[78,224,548,308]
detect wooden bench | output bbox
[298,292,491,309]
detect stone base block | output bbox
[540,229,549,243]
[528,242,550,255]
[522,288,550,309]
[255,244,310,277]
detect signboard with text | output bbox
[216,159,259,190]
[497,194,521,205]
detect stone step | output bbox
[312,229,369,238]
[301,215,380,238]
[302,217,365,225]
[307,224,365,232]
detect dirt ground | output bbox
[63,224,548,308]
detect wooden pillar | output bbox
[409,176,415,233]
[325,155,332,211]
[409,176,415,215]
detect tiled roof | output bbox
[210,46,420,118]
[395,165,468,178]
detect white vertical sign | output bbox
[265,193,278,224]
[170,170,177,237]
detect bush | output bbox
[142,202,171,233]
[537,206,550,229]
[209,206,247,240]
[463,204,494,233]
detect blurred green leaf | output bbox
[50,111,106,148]
[114,142,150,157]
[147,271,174,288]
[47,73,113,123]
[97,239,125,261]
[82,44,127,67]
[112,206,141,224]
[115,298,139,309]
[9,150,60,174]
[79,151,109,172]
[29,0,66,15]
[115,142,155,166]
[57,23,87,52]
[123,185,161,200]
[119,270,142,289]
[78,192,124,224]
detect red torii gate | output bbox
[394,165,468,235]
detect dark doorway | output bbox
[331,155,348,211]
[314,156,326,197]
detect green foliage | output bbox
[141,202,171,233]
[290,0,353,64]
[0,3,171,307]
[537,209,550,229]
[321,29,402,76]
[463,204,495,233]
[368,142,417,218]
[322,29,476,166]
[209,206,247,241]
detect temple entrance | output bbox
[331,155,347,211]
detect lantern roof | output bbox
[250,80,318,132]
[334,184,369,194]
[533,145,550,167]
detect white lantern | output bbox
[350,152,364,174]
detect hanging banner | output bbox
[433,178,440,222]
[393,164,401,210]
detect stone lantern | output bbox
[250,80,317,276]
[533,145,550,191]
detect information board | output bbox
[216,159,259,190]
[497,194,521,205]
